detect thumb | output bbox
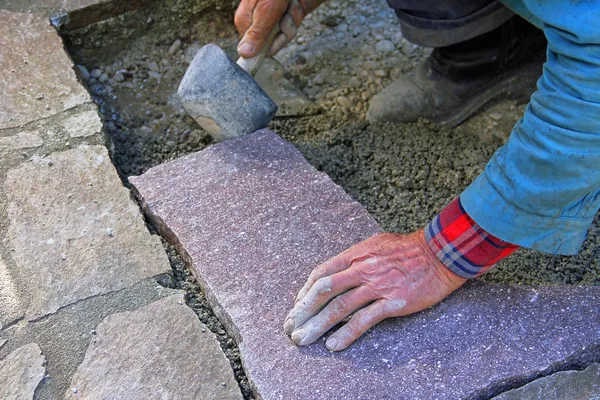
[238,1,288,58]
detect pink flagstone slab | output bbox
[130,129,600,400]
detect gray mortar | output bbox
[60,0,599,397]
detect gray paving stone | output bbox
[0,131,44,151]
[2,279,178,400]
[61,110,102,138]
[5,145,170,320]
[0,10,90,130]
[0,0,160,30]
[66,293,242,399]
[494,363,600,400]
[0,256,24,329]
[0,343,46,399]
[131,129,600,400]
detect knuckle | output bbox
[329,297,349,316]
[281,23,297,39]
[313,277,332,295]
[387,298,407,313]
[234,14,246,29]
[245,27,268,42]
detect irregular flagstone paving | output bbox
[0,131,45,151]
[494,363,600,400]
[0,10,90,130]
[131,129,600,400]
[0,256,24,329]
[0,6,223,399]
[0,0,160,30]
[5,145,170,320]
[67,293,242,399]
[61,109,103,138]
[0,343,46,399]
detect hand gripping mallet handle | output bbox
[236,25,280,77]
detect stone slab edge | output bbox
[56,0,160,30]
[493,363,600,400]
[130,184,243,343]
[0,343,46,399]
[66,293,242,399]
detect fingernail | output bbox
[325,337,338,351]
[237,42,254,56]
[291,329,305,345]
[284,318,295,335]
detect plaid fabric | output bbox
[425,198,519,279]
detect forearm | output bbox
[461,0,600,254]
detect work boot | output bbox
[367,17,546,127]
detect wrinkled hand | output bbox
[284,230,467,351]
[235,0,322,58]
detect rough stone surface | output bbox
[67,294,242,399]
[0,0,159,30]
[0,131,44,150]
[0,339,6,349]
[0,343,46,399]
[2,279,177,400]
[0,11,91,130]
[131,130,600,400]
[178,44,277,141]
[0,257,24,329]
[494,363,600,400]
[61,110,102,138]
[4,145,170,320]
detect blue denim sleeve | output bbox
[460,0,600,254]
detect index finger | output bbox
[237,1,288,57]
[294,247,355,304]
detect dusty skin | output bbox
[284,230,467,350]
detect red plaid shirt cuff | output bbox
[425,198,519,279]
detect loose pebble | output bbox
[76,65,90,80]
[375,40,395,53]
[113,72,125,82]
[336,96,352,109]
[90,69,102,79]
[168,39,182,56]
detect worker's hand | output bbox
[283,230,467,351]
[235,0,322,58]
